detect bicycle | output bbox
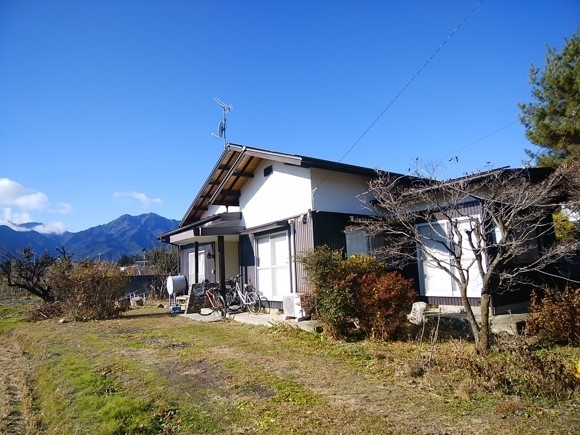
[224,274,261,314]
[188,283,227,319]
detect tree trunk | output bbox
[477,291,491,354]
[460,285,480,344]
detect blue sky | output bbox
[0,1,578,233]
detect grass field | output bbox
[1,301,579,434]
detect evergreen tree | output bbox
[519,33,580,168]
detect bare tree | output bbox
[145,246,179,298]
[357,165,578,353]
[0,247,70,302]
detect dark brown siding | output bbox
[294,212,314,293]
[425,296,481,307]
[431,201,482,221]
[239,234,256,286]
[312,211,352,251]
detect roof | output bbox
[178,143,383,227]
[400,166,556,197]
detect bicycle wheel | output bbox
[224,288,239,310]
[215,295,227,319]
[198,294,214,316]
[246,291,261,314]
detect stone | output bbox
[407,301,428,325]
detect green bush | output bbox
[298,247,415,341]
[296,245,344,289]
[341,254,386,277]
[526,287,580,346]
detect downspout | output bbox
[288,219,297,294]
[194,242,199,284]
[218,236,226,296]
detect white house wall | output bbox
[227,241,240,279]
[310,168,374,215]
[201,204,240,220]
[241,160,312,228]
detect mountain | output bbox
[0,213,180,261]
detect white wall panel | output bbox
[310,168,373,215]
[241,161,312,228]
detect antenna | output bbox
[212,98,233,148]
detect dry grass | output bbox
[0,301,579,434]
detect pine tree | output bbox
[519,33,580,168]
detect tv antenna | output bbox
[212,97,233,148]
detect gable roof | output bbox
[179,143,382,227]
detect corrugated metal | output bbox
[294,212,314,293]
[431,201,481,221]
[426,296,481,307]
[312,211,350,251]
[294,211,363,294]
[239,234,256,286]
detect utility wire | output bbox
[337,0,485,165]
[440,119,519,164]
[441,119,519,162]
[314,0,485,191]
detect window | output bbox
[346,230,370,257]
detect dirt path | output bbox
[0,338,30,435]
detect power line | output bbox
[441,119,519,161]
[313,0,485,192]
[336,0,485,164]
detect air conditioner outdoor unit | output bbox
[283,295,304,321]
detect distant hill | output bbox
[0,213,180,262]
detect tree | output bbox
[145,246,179,297]
[519,33,580,168]
[0,247,66,302]
[357,165,579,353]
[117,254,134,267]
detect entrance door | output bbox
[188,251,206,286]
[256,232,291,301]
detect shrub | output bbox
[340,254,386,278]
[461,335,578,400]
[356,272,415,341]
[526,287,580,346]
[47,260,130,320]
[296,246,344,290]
[298,247,415,341]
[314,275,361,340]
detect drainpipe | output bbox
[288,219,297,294]
[194,242,199,284]
[218,236,226,296]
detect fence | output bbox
[0,284,37,306]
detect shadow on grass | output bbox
[120,308,175,320]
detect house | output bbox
[158,143,417,310]
[363,166,569,315]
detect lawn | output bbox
[1,302,579,434]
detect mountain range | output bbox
[0,213,180,261]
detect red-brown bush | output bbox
[526,287,580,346]
[356,272,416,341]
